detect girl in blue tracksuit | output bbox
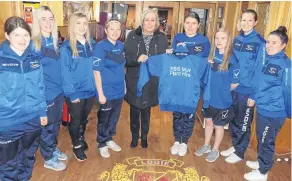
[195,28,238,162]
[221,9,266,164]
[244,26,291,181]
[31,6,67,171]
[93,19,126,159]
[0,17,47,181]
[60,13,96,162]
[167,12,211,157]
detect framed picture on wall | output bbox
[218,7,224,19]
[63,1,94,25]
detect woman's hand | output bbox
[231,83,239,90]
[99,94,107,104]
[40,117,48,126]
[166,49,173,54]
[71,98,80,103]
[137,54,149,63]
[208,59,214,63]
[247,98,255,107]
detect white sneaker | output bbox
[220,146,235,157]
[178,143,188,157]
[106,140,121,152]
[225,153,242,163]
[246,160,259,170]
[170,142,180,155]
[244,170,268,181]
[99,146,110,158]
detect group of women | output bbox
[0,5,290,181]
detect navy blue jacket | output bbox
[0,41,47,129]
[171,33,211,58]
[60,40,96,101]
[32,36,62,102]
[252,51,291,118]
[203,50,239,109]
[232,29,266,95]
[137,46,209,113]
[93,39,126,100]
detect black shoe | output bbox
[130,140,138,148]
[141,140,148,148]
[73,146,87,161]
[80,137,88,151]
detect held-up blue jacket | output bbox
[92,39,126,100]
[60,40,96,101]
[0,41,47,129]
[203,49,239,109]
[137,45,210,114]
[32,35,62,102]
[251,50,291,118]
[232,29,266,95]
[171,33,211,58]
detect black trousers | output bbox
[130,105,151,141]
[65,96,95,147]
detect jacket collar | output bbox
[240,29,258,39]
[0,40,31,60]
[267,50,286,59]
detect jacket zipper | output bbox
[155,44,158,55]
[137,42,140,56]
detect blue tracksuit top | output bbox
[204,50,239,109]
[60,39,96,101]
[252,50,291,118]
[0,41,47,129]
[137,45,209,114]
[32,35,62,102]
[171,33,211,58]
[92,39,126,100]
[232,29,266,95]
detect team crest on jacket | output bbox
[194,46,203,52]
[30,60,40,69]
[264,64,281,76]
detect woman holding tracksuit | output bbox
[0,17,47,181]
[243,26,291,181]
[167,12,211,157]
[221,9,266,164]
[60,12,96,162]
[32,6,67,171]
[93,19,126,158]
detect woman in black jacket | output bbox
[124,8,168,148]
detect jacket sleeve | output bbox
[60,46,78,101]
[136,55,162,96]
[171,34,178,49]
[201,62,211,108]
[203,39,211,58]
[229,54,240,84]
[92,43,105,72]
[250,44,266,100]
[124,32,141,67]
[282,60,291,118]
[38,65,47,117]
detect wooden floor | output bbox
[31,102,291,181]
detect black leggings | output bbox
[65,96,95,147]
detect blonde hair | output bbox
[141,8,159,31]
[68,12,91,57]
[32,6,58,52]
[208,27,232,71]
